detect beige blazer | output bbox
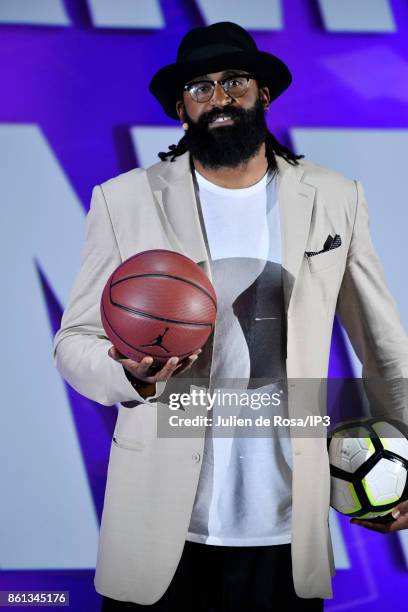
[53,151,408,604]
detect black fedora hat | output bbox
[148,21,292,120]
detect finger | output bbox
[109,348,154,382]
[150,348,202,381]
[386,514,408,532]
[108,346,127,361]
[391,500,408,519]
[174,353,199,375]
[109,348,139,372]
[149,356,180,382]
[133,357,154,378]
[351,510,408,533]
[108,346,118,360]
[350,507,408,533]
[174,349,202,371]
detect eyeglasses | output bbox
[183,74,255,103]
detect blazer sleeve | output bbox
[52,184,165,407]
[335,180,408,424]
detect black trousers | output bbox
[100,540,324,612]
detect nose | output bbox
[210,82,233,106]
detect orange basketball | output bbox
[100,249,217,364]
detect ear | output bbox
[175,100,185,122]
[258,85,271,110]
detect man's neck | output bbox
[192,142,270,189]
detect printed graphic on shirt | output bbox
[187,170,293,547]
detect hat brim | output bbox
[148,49,292,119]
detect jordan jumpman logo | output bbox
[140,327,170,353]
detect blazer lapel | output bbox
[275,155,316,315]
[148,152,211,279]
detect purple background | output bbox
[1,1,408,610]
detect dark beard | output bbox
[182,98,269,170]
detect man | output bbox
[53,21,408,611]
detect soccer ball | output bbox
[328,418,408,518]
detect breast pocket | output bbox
[306,245,343,273]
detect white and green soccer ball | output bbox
[328,418,408,519]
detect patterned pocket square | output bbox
[305,234,342,257]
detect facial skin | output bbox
[175,69,271,188]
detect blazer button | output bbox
[192,452,201,463]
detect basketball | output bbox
[100,249,217,364]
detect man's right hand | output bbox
[108,346,201,385]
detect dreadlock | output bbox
[158,130,304,168]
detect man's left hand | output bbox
[350,500,408,533]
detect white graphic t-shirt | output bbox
[186,167,293,546]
